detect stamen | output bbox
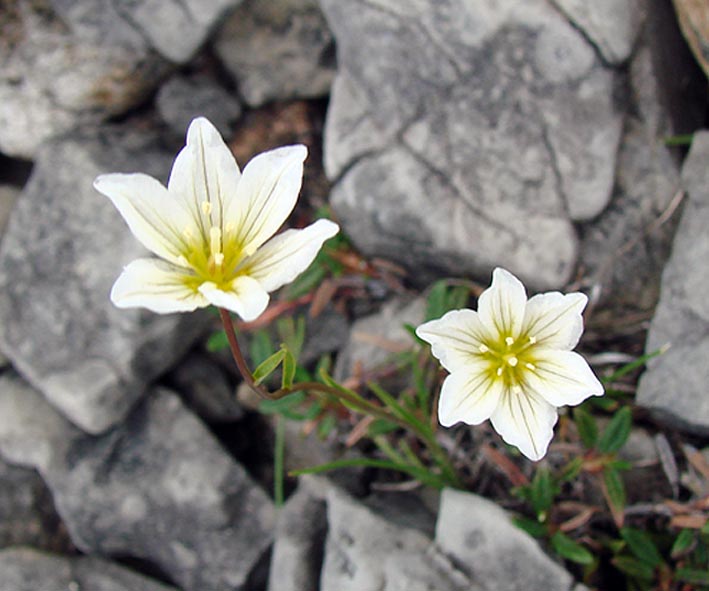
[213,253,225,267]
[526,362,536,371]
[201,201,212,216]
[496,367,503,377]
[507,356,518,367]
[210,227,222,255]
[505,336,514,346]
[512,385,522,394]
[478,344,489,353]
[528,335,537,344]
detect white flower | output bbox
[95,117,339,321]
[416,268,603,461]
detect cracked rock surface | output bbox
[0,126,208,434]
[637,132,709,434]
[321,0,624,290]
[0,374,275,591]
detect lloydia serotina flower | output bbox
[416,268,603,461]
[95,117,339,321]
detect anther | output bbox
[201,201,212,216]
[529,336,537,344]
[512,386,522,394]
[505,336,514,346]
[496,367,503,377]
[213,253,225,267]
[526,362,536,371]
[507,356,518,367]
[479,344,489,353]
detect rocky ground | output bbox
[0,0,708,590]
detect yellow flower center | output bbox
[478,333,538,392]
[180,201,245,291]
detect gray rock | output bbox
[0,374,275,591]
[0,185,19,237]
[0,459,72,552]
[435,488,574,591]
[0,126,209,434]
[169,352,244,422]
[334,296,425,381]
[320,486,472,591]
[214,0,335,107]
[578,118,680,312]
[267,476,329,591]
[156,75,242,138]
[0,1,170,158]
[322,0,623,290]
[115,0,241,64]
[0,547,177,591]
[551,0,647,64]
[637,132,709,434]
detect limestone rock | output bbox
[636,131,709,434]
[215,0,335,106]
[0,185,19,237]
[551,0,647,64]
[156,75,242,139]
[435,488,575,591]
[322,0,623,290]
[0,547,177,591]
[0,375,275,591]
[0,126,208,433]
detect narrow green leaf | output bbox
[403,323,425,345]
[671,529,696,558]
[612,555,655,580]
[663,133,694,147]
[281,347,297,390]
[574,406,598,449]
[559,457,584,482]
[675,567,709,585]
[603,467,627,516]
[512,516,548,538]
[551,532,594,565]
[597,406,633,454]
[368,381,429,435]
[367,418,399,437]
[620,528,663,568]
[316,413,337,439]
[274,416,285,508]
[259,391,307,414]
[602,347,666,384]
[206,330,229,352]
[530,467,556,517]
[425,280,449,321]
[291,457,447,489]
[252,348,286,385]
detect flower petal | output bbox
[95,173,193,267]
[525,350,604,407]
[438,364,503,427]
[490,389,558,461]
[110,258,207,313]
[168,117,241,238]
[477,268,527,339]
[198,276,269,322]
[523,291,587,350]
[241,219,339,292]
[416,309,491,373]
[226,145,308,256]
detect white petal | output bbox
[199,276,269,322]
[490,389,558,461]
[477,268,527,339]
[525,350,604,407]
[95,173,193,267]
[110,258,207,313]
[242,219,339,292]
[416,309,492,373]
[438,365,503,427]
[168,117,241,237]
[523,291,587,350]
[226,145,307,256]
